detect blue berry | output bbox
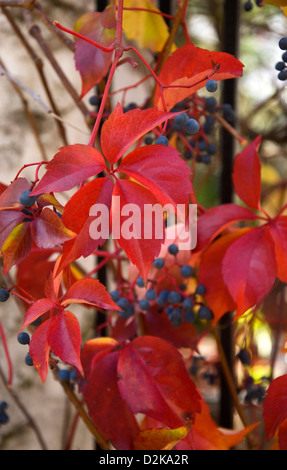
[185,118,200,135]
[119,304,135,319]
[184,310,196,323]
[174,112,189,127]
[25,353,34,366]
[244,1,253,11]
[110,290,120,302]
[169,308,182,327]
[0,406,9,424]
[89,95,100,106]
[139,299,150,311]
[136,276,145,287]
[201,154,212,164]
[282,52,287,62]
[237,348,251,365]
[278,70,287,81]
[57,369,70,383]
[19,190,37,208]
[156,290,169,307]
[167,291,182,305]
[197,305,213,320]
[279,37,287,50]
[145,289,156,301]
[182,297,194,310]
[0,289,10,302]
[195,284,206,295]
[116,298,129,310]
[17,332,30,345]
[180,265,194,278]
[155,135,169,146]
[144,135,153,145]
[275,61,286,71]
[205,79,218,93]
[204,97,217,112]
[221,103,235,122]
[153,258,165,269]
[168,244,178,255]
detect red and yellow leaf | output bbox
[134,424,191,450]
[29,318,52,383]
[30,208,76,249]
[1,222,32,273]
[263,374,287,442]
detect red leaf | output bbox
[74,7,116,98]
[263,374,287,441]
[59,177,114,270]
[30,144,106,195]
[222,226,277,319]
[20,298,58,331]
[29,318,52,383]
[198,229,251,323]
[111,178,165,280]
[30,208,75,249]
[100,103,176,166]
[196,203,259,252]
[82,347,140,449]
[232,136,262,210]
[279,419,287,450]
[117,336,201,428]
[267,216,287,283]
[118,144,192,220]
[154,43,244,111]
[1,222,33,273]
[47,310,83,373]
[0,177,30,208]
[61,277,121,311]
[16,249,56,301]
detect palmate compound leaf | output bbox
[154,43,244,111]
[54,105,192,278]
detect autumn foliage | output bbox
[1,0,287,451]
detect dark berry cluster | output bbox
[275,38,287,81]
[134,244,213,327]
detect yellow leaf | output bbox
[122,0,170,52]
[134,424,191,450]
[263,0,287,6]
[261,163,280,185]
